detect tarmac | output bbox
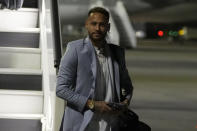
[126,39,197,131]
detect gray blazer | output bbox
[56,37,133,131]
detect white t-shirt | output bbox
[85,44,118,131]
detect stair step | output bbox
[0,31,39,48]
[0,8,39,28]
[0,28,40,33]
[0,68,42,91]
[0,68,42,75]
[0,47,41,69]
[0,113,43,119]
[0,68,42,90]
[23,0,38,8]
[0,90,43,114]
[0,118,42,131]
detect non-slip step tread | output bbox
[0,46,41,53]
[0,8,38,12]
[0,113,44,119]
[0,70,42,91]
[0,28,40,33]
[0,33,40,48]
[0,117,42,131]
[0,68,42,75]
[0,89,43,96]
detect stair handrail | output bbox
[39,0,55,131]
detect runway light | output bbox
[136,30,146,38]
[178,29,185,36]
[157,30,164,37]
[169,30,178,37]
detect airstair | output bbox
[0,0,61,131]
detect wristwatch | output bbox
[87,100,95,110]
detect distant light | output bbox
[169,31,173,36]
[136,30,146,38]
[158,30,164,37]
[169,30,178,37]
[178,29,185,36]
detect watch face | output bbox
[89,101,94,109]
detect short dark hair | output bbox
[88,7,110,22]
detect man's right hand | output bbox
[94,101,125,116]
[94,101,112,113]
[86,100,123,114]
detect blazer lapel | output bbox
[84,37,97,90]
[109,44,121,102]
[113,60,120,101]
[80,37,97,130]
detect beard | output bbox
[88,31,107,42]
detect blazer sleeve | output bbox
[116,47,133,103]
[56,43,88,113]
